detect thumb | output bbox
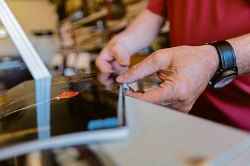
[112,61,129,74]
[112,47,130,66]
[117,53,169,83]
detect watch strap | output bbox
[211,41,237,72]
[209,40,238,88]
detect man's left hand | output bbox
[117,45,219,112]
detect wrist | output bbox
[226,34,250,75]
[199,45,220,79]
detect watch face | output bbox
[214,75,236,88]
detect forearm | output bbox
[116,9,164,55]
[228,33,250,74]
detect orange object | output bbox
[56,90,79,100]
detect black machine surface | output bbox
[0,56,32,91]
[0,73,128,160]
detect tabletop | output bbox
[90,97,250,166]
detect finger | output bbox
[167,101,193,113]
[111,61,128,74]
[127,83,175,104]
[98,73,114,85]
[157,71,167,81]
[98,73,114,90]
[111,46,130,66]
[96,48,114,73]
[117,53,170,83]
[113,53,130,67]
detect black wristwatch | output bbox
[209,41,238,88]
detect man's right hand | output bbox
[96,35,132,73]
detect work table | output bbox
[91,97,249,166]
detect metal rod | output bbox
[0,0,51,139]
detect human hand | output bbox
[96,35,133,73]
[117,45,219,112]
[98,73,116,90]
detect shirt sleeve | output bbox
[147,0,167,18]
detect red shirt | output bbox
[148,0,250,131]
